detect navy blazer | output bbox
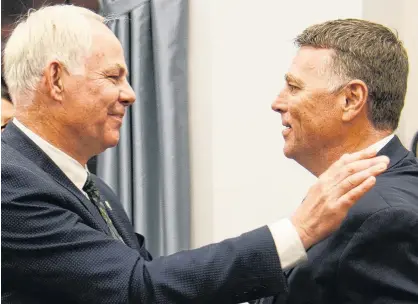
[258,136,418,304]
[1,122,287,304]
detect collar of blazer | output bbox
[2,122,113,235]
[377,135,410,170]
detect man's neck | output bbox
[305,129,393,177]
[15,113,91,166]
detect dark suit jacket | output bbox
[258,136,418,304]
[1,122,287,304]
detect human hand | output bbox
[291,147,389,249]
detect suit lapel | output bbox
[2,122,112,235]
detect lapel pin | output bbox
[105,201,112,210]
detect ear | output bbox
[44,61,65,102]
[341,79,368,122]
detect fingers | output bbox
[290,147,390,250]
[339,146,378,165]
[334,161,387,200]
[337,175,376,208]
[324,147,378,178]
[332,155,389,185]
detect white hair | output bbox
[3,5,108,101]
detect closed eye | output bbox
[287,83,299,92]
[107,75,121,83]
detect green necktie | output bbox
[83,174,125,243]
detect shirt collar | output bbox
[368,134,394,153]
[12,118,88,191]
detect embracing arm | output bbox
[2,194,287,304]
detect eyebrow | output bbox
[284,73,305,87]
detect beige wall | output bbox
[188,0,215,246]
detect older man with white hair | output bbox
[1,5,389,303]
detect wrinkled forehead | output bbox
[85,21,128,72]
[288,46,335,88]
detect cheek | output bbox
[89,87,120,118]
[288,96,327,135]
[287,95,313,126]
[307,99,340,137]
[101,84,120,100]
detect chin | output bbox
[108,138,120,148]
[104,133,120,148]
[282,144,295,159]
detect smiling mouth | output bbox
[109,114,124,123]
[109,113,124,118]
[282,122,292,129]
[282,123,292,136]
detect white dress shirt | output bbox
[12,118,394,272]
[368,134,394,153]
[13,118,88,191]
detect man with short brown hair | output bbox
[259,19,418,304]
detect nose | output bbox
[119,80,136,106]
[271,92,288,113]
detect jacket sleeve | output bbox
[336,207,418,303]
[2,177,287,303]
